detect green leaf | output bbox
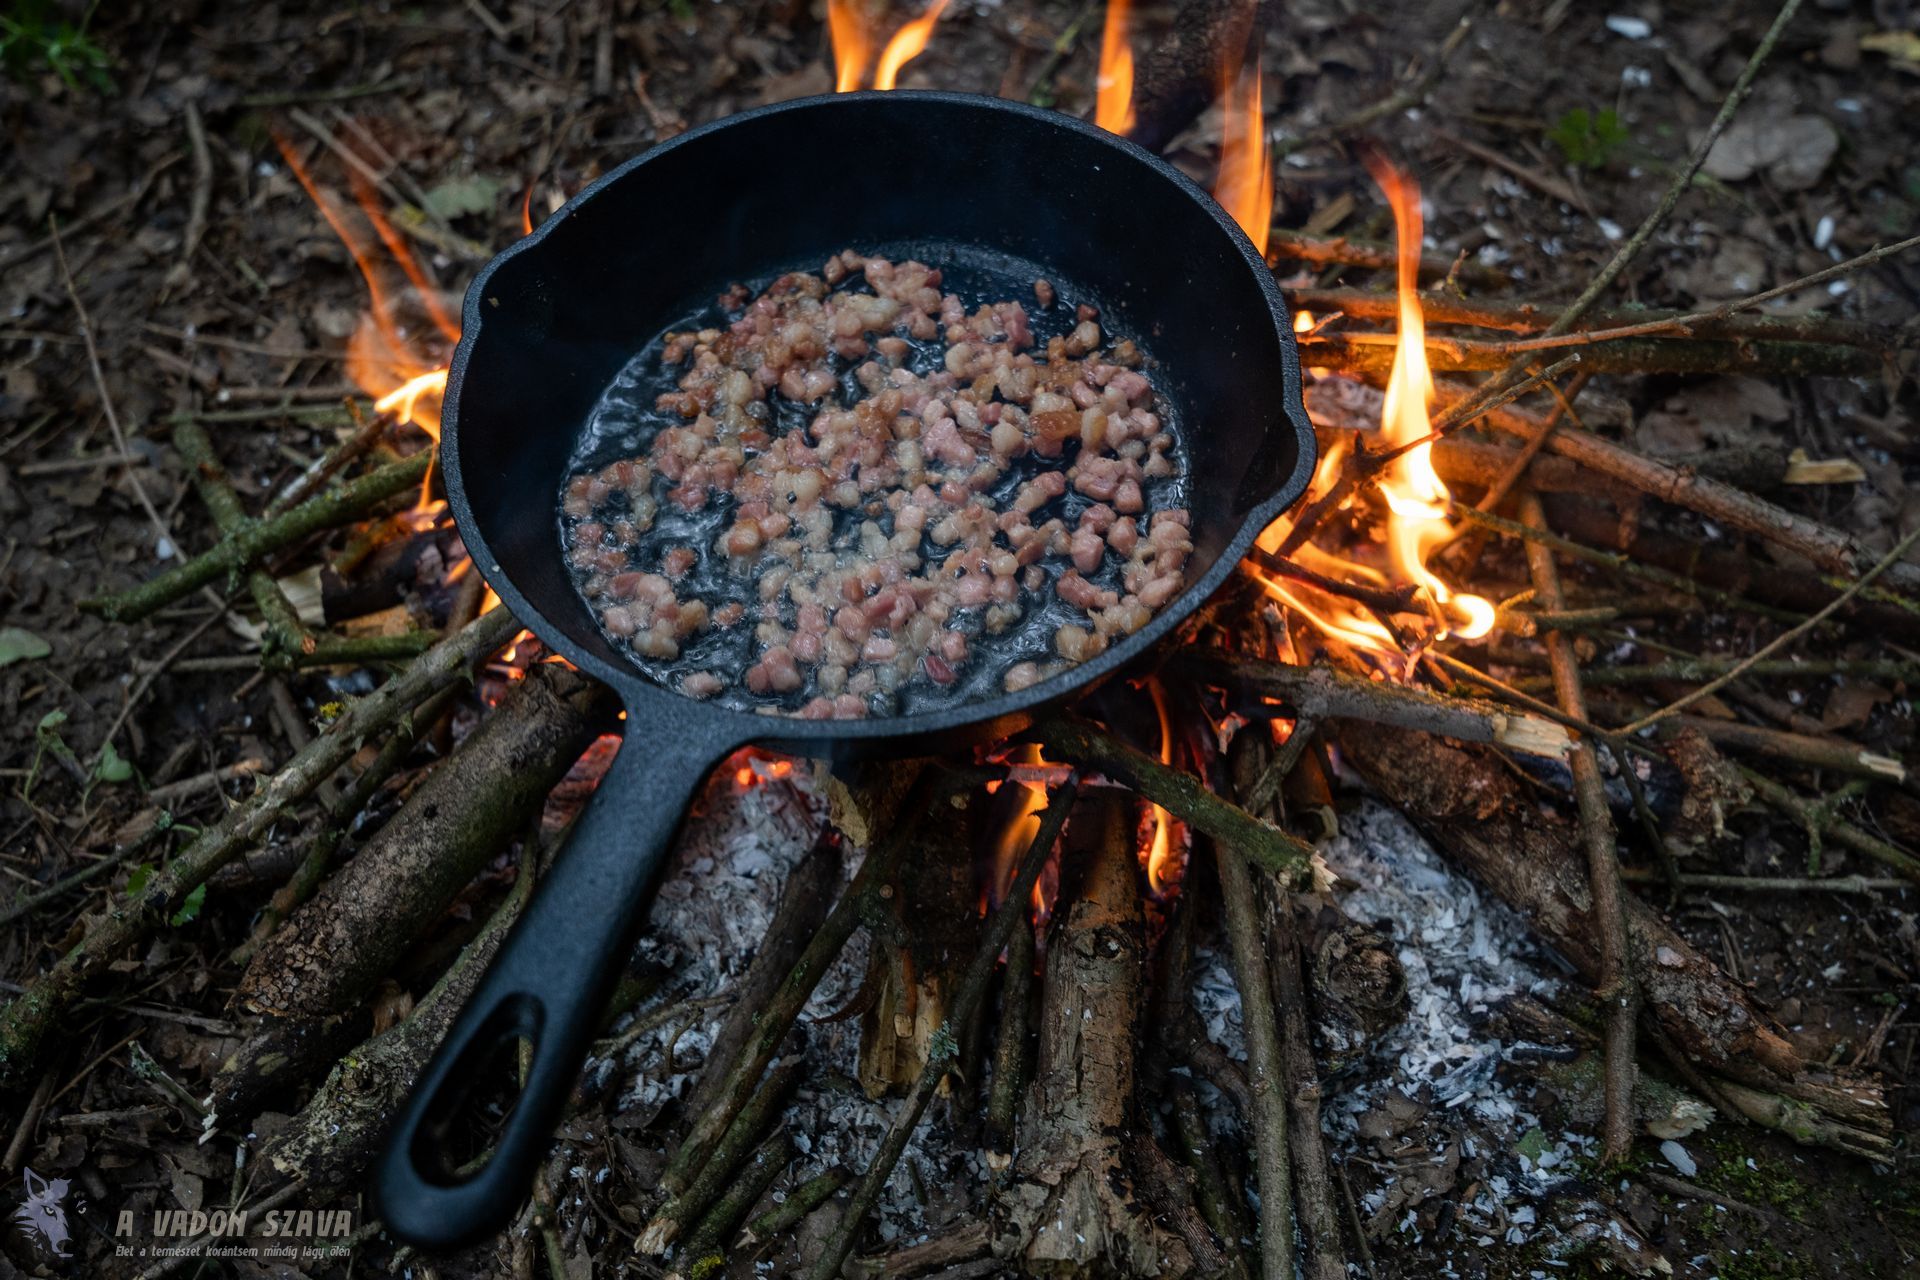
[169,883,207,927]
[0,627,51,667]
[37,708,68,734]
[126,863,154,897]
[421,174,502,221]
[1547,107,1628,170]
[1516,1126,1551,1162]
[94,740,133,784]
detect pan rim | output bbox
[442,89,1315,746]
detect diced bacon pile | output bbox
[561,251,1190,719]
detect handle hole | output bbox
[408,997,543,1185]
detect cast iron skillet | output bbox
[375,89,1314,1249]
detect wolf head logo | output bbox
[10,1168,75,1261]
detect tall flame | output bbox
[828,0,872,92]
[1250,162,1492,660]
[992,744,1056,920]
[1212,58,1272,258]
[1095,0,1135,134]
[874,0,950,89]
[831,0,948,92]
[1363,154,1494,641]
[274,132,454,442]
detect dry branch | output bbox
[1306,332,1878,379]
[1435,382,1920,593]
[1029,716,1314,882]
[1285,287,1894,350]
[81,449,435,623]
[1519,493,1637,1164]
[213,662,612,1113]
[0,607,520,1093]
[1212,823,1296,1278]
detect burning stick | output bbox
[1029,716,1314,882]
[1174,653,1569,757]
[0,607,521,1092]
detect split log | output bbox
[212,663,612,1114]
[998,790,1193,1277]
[859,776,982,1096]
[1338,724,1892,1155]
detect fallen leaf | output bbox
[0,626,52,666]
[1702,114,1840,191]
[1861,29,1920,64]
[421,173,502,221]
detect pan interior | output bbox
[448,94,1305,728]
[561,242,1192,717]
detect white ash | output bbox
[591,764,963,1245]
[1320,800,1597,1247]
[1188,798,1606,1257]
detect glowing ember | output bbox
[1095,0,1136,134]
[1212,57,1272,259]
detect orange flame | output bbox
[274,132,456,444]
[1143,679,1183,894]
[1095,0,1135,134]
[830,0,949,91]
[1212,56,1272,258]
[990,744,1058,921]
[828,0,873,91]
[1363,154,1494,641]
[1250,164,1492,661]
[874,0,950,89]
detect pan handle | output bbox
[374,717,737,1250]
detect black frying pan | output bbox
[375,90,1313,1249]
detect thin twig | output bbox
[1619,522,1920,735]
[1518,493,1636,1164]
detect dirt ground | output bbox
[2,0,1917,1276]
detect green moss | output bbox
[1704,1133,1809,1222]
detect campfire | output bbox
[5,1,1916,1277]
